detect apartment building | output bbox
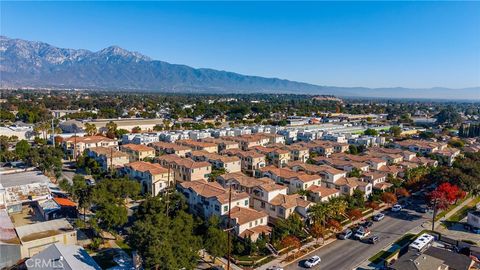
[258,166,321,194]
[86,146,130,171]
[157,154,212,182]
[177,180,250,218]
[123,161,173,195]
[120,144,155,161]
[62,135,118,158]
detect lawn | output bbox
[447,196,480,222]
[435,195,471,221]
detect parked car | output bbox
[391,204,402,212]
[366,235,379,244]
[416,206,428,213]
[354,229,371,240]
[338,229,353,240]
[304,256,321,268]
[362,221,374,228]
[373,213,385,221]
[267,267,283,270]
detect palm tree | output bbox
[308,202,330,227]
[328,197,347,219]
[84,123,97,136]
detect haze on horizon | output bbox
[1,1,479,89]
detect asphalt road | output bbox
[284,206,432,270]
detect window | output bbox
[249,222,252,228]
[278,208,284,215]
[223,205,228,212]
[244,200,248,206]
[261,202,266,208]
[215,205,220,211]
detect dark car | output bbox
[366,235,379,244]
[338,229,353,240]
[362,221,374,228]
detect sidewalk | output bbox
[355,196,475,270]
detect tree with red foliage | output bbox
[396,188,410,198]
[428,190,450,231]
[327,219,342,232]
[436,182,460,203]
[347,209,363,220]
[381,192,397,206]
[281,235,301,259]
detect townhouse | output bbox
[287,161,347,185]
[252,146,291,168]
[188,151,241,173]
[227,206,271,241]
[62,135,118,158]
[312,156,370,172]
[201,137,239,152]
[85,146,130,171]
[176,139,218,153]
[148,141,192,157]
[177,180,250,218]
[226,134,270,150]
[216,172,274,195]
[306,185,340,203]
[362,171,392,191]
[123,161,173,195]
[224,149,267,176]
[282,144,310,163]
[334,177,373,197]
[120,144,156,161]
[157,154,212,182]
[254,193,312,221]
[257,166,321,194]
[394,139,447,155]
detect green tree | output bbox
[84,123,97,136]
[204,216,229,262]
[364,128,378,136]
[389,126,402,137]
[15,140,31,160]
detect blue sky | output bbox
[1,1,479,89]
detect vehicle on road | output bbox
[304,256,321,268]
[266,267,283,270]
[338,229,353,240]
[416,206,428,213]
[366,235,379,244]
[373,213,385,221]
[391,204,402,212]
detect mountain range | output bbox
[1,36,478,100]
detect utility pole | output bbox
[110,147,114,173]
[226,184,232,270]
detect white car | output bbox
[304,255,321,268]
[267,267,283,270]
[391,204,402,212]
[354,229,371,240]
[373,213,385,221]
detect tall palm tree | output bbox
[308,202,330,227]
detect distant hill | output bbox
[1,36,478,100]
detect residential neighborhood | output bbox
[1,90,479,270]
